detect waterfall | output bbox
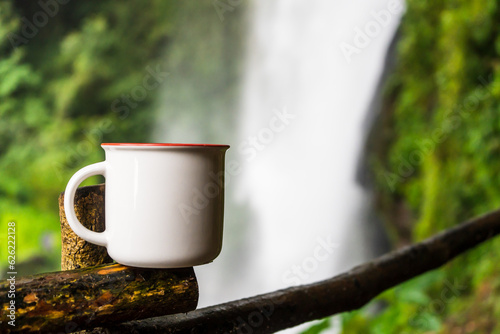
[155,0,403,332]
[231,0,403,290]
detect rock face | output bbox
[59,184,113,270]
[353,27,417,252]
[349,0,500,332]
[356,28,411,249]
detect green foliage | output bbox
[0,0,242,274]
[300,318,332,334]
[344,0,500,332]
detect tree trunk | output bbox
[59,184,112,270]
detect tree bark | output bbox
[59,184,112,270]
[59,183,113,334]
[0,184,199,334]
[0,263,198,333]
[98,209,500,334]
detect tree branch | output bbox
[100,209,500,334]
[0,264,198,333]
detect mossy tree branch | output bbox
[0,264,198,333]
[100,209,500,334]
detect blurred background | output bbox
[1,0,500,333]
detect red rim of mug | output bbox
[101,143,230,148]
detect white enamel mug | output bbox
[64,143,229,268]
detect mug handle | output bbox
[64,162,108,247]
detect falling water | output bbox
[231,0,403,293]
[155,0,403,332]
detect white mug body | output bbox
[63,143,229,268]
